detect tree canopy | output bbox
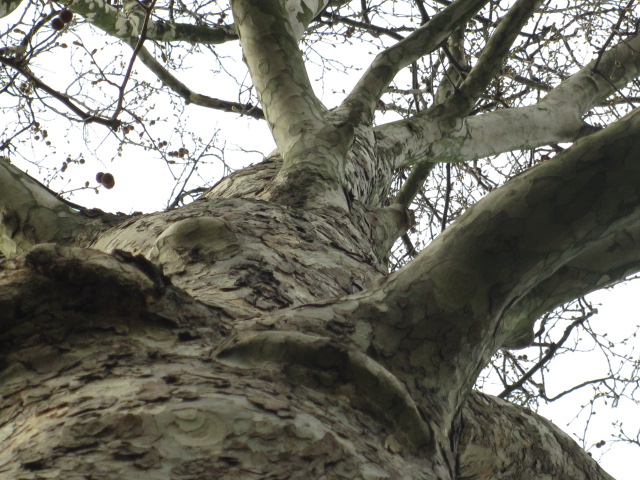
[1,0,640,478]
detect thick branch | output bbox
[376,31,640,172]
[500,217,640,348]
[60,0,237,44]
[338,0,489,124]
[0,0,20,17]
[232,0,354,209]
[445,0,543,116]
[269,107,640,415]
[0,159,92,257]
[543,33,640,114]
[231,0,326,154]
[459,392,615,480]
[379,107,640,380]
[433,28,467,105]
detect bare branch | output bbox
[375,30,640,174]
[499,312,593,397]
[592,0,636,73]
[231,0,355,210]
[0,55,121,130]
[59,0,258,118]
[130,44,264,118]
[338,0,490,124]
[58,0,238,45]
[445,0,544,116]
[460,392,616,480]
[318,13,404,40]
[112,0,158,121]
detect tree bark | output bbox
[1,114,628,476]
[3,1,639,478]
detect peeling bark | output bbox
[458,393,615,480]
[3,1,640,479]
[0,159,120,258]
[3,112,632,476]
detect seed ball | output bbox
[59,10,73,23]
[102,173,115,189]
[51,18,64,30]
[97,172,115,189]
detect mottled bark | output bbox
[0,159,117,258]
[3,1,640,479]
[459,393,616,480]
[2,111,633,477]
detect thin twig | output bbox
[0,55,120,129]
[441,163,451,230]
[592,0,635,72]
[499,312,594,399]
[112,0,158,121]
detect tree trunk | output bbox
[0,121,626,478]
[2,0,640,478]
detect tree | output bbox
[1,0,639,478]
